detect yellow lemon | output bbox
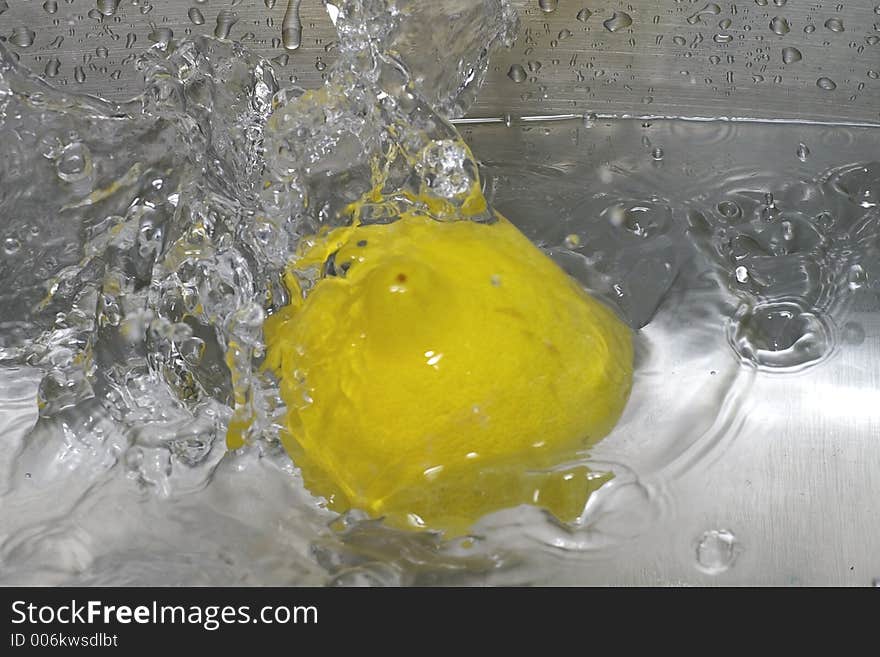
[262,210,633,535]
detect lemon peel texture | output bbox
[261,211,633,534]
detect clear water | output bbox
[1,0,879,585]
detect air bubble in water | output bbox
[538,0,558,13]
[603,11,633,32]
[817,77,837,90]
[507,64,527,83]
[564,234,581,249]
[3,237,21,255]
[781,47,802,64]
[695,529,739,575]
[55,142,92,182]
[847,264,867,290]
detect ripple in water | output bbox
[729,301,834,371]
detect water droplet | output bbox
[714,33,733,43]
[44,57,61,78]
[10,27,36,48]
[265,0,277,9]
[74,65,86,84]
[673,35,687,46]
[56,142,92,182]
[564,234,581,249]
[558,28,572,41]
[96,0,120,16]
[868,70,879,80]
[538,0,558,13]
[214,10,239,40]
[43,0,58,14]
[824,17,845,33]
[125,32,137,49]
[781,46,802,64]
[651,146,664,161]
[507,64,527,83]
[149,27,174,47]
[769,16,790,35]
[695,529,739,575]
[576,8,592,22]
[96,46,109,58]
[603,11,633,32]
[687,3,721,25]
[817,76,837,90]
[847,264,867,290]
[735,265,750,283]
[804,24,816,33]
[719,18,732,30]
[796,143,810,162]
[282,0,303,50]
[729,301,833,370]
[188,7,205,26]
[3,237,21,255]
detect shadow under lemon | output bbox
[232,200,633,536]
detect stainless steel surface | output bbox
[1,0,878,585]
[2,1,879,122]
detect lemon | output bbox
[261,210,633,535]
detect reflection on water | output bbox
[0,0,878,585]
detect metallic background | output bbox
[1,0,879,123]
